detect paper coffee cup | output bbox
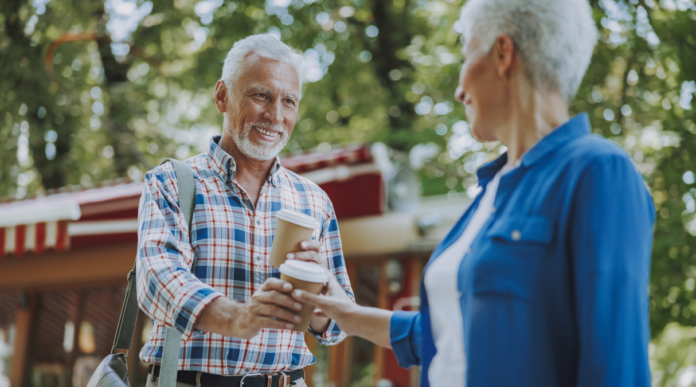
[279,260,328,332]
[270,209,319,268]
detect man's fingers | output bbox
[255,303,302,324]
[299,239,321,253]
[286,250,324,266]
[313,309,327,318]
[261,277,293,293]
[257,316,295,330]
[254,289,303,311]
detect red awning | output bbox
[0,144,385,258]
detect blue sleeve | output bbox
[390,311,422,368]
[571,154,655,387]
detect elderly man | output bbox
[292,0,654,386]
[137,34,354,387]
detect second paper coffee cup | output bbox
[279,260,328,332]
[270,209,319,268]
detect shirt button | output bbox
[256,219,262,226]
[511,230,522,241]
[245,368,251,373]
[255,255,262,262]
[491,207,496,213]
[466,248,472,254]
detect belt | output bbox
[148,364,304,387]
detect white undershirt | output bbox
[424,165,513,387]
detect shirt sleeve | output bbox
[136,164,224,340]
[570,153,655,387]
[390,311,421,368]
[309,196,356,345]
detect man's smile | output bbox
[253,124,280,138]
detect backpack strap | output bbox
[111,158,197,387]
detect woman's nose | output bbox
[455,85,466,103]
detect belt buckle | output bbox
[239,371,291,387]
[240,373,263,387]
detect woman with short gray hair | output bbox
[291,0,655,385]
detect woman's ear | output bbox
[495,35,515,79]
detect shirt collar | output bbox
[206,135,283,186]
[476,113,591,186]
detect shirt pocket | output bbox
[472,216,554,301]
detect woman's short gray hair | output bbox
[459,0,598,103]
[221,34,304,93]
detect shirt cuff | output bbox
[309,319,347,345]
[390,311,421,368]
[171,284,224,340]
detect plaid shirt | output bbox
[136,136,354,375]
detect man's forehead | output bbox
[241,54,300,94]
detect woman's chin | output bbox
[470,125,492,143]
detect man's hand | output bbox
[286,239,325,267]
[196,278,303,340]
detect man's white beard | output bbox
[229,121,289,161]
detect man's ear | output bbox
[495,35,515,80]
[214,80,228,114]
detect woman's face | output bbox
[454,38,510,142]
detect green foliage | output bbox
[1,0,696,342]
[650,323,696,386]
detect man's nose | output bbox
[264,99,283,125]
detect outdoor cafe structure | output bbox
[0,143,470,387]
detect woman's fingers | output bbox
[292,289,323,307]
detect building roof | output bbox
[0,144,385,258]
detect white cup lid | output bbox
[276,209,319,230]
[279,260,328,283]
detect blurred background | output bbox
[0,0,695,386]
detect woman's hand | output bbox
[292,274,356,333]
[287,239,333,333]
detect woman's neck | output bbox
[498,88,569,168]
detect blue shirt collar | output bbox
[476,113,591,186]
[206,135,283,186]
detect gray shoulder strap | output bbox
[158,158,196,387]
[111,158,197,387]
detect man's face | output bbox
[216,53,301,161]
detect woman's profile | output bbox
[290,0,655,386]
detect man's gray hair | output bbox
[459,0,598,103]
[221,34,304,93]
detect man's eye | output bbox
[256,93,267,98]
[286,99,296,105]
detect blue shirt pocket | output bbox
[472,216,554,301]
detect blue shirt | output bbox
[390,114,655,387]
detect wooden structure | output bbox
[0,144,471,387]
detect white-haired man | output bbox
[291,0,654,386]
[137,34,354,387]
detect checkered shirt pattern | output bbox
[136,135,354,375]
